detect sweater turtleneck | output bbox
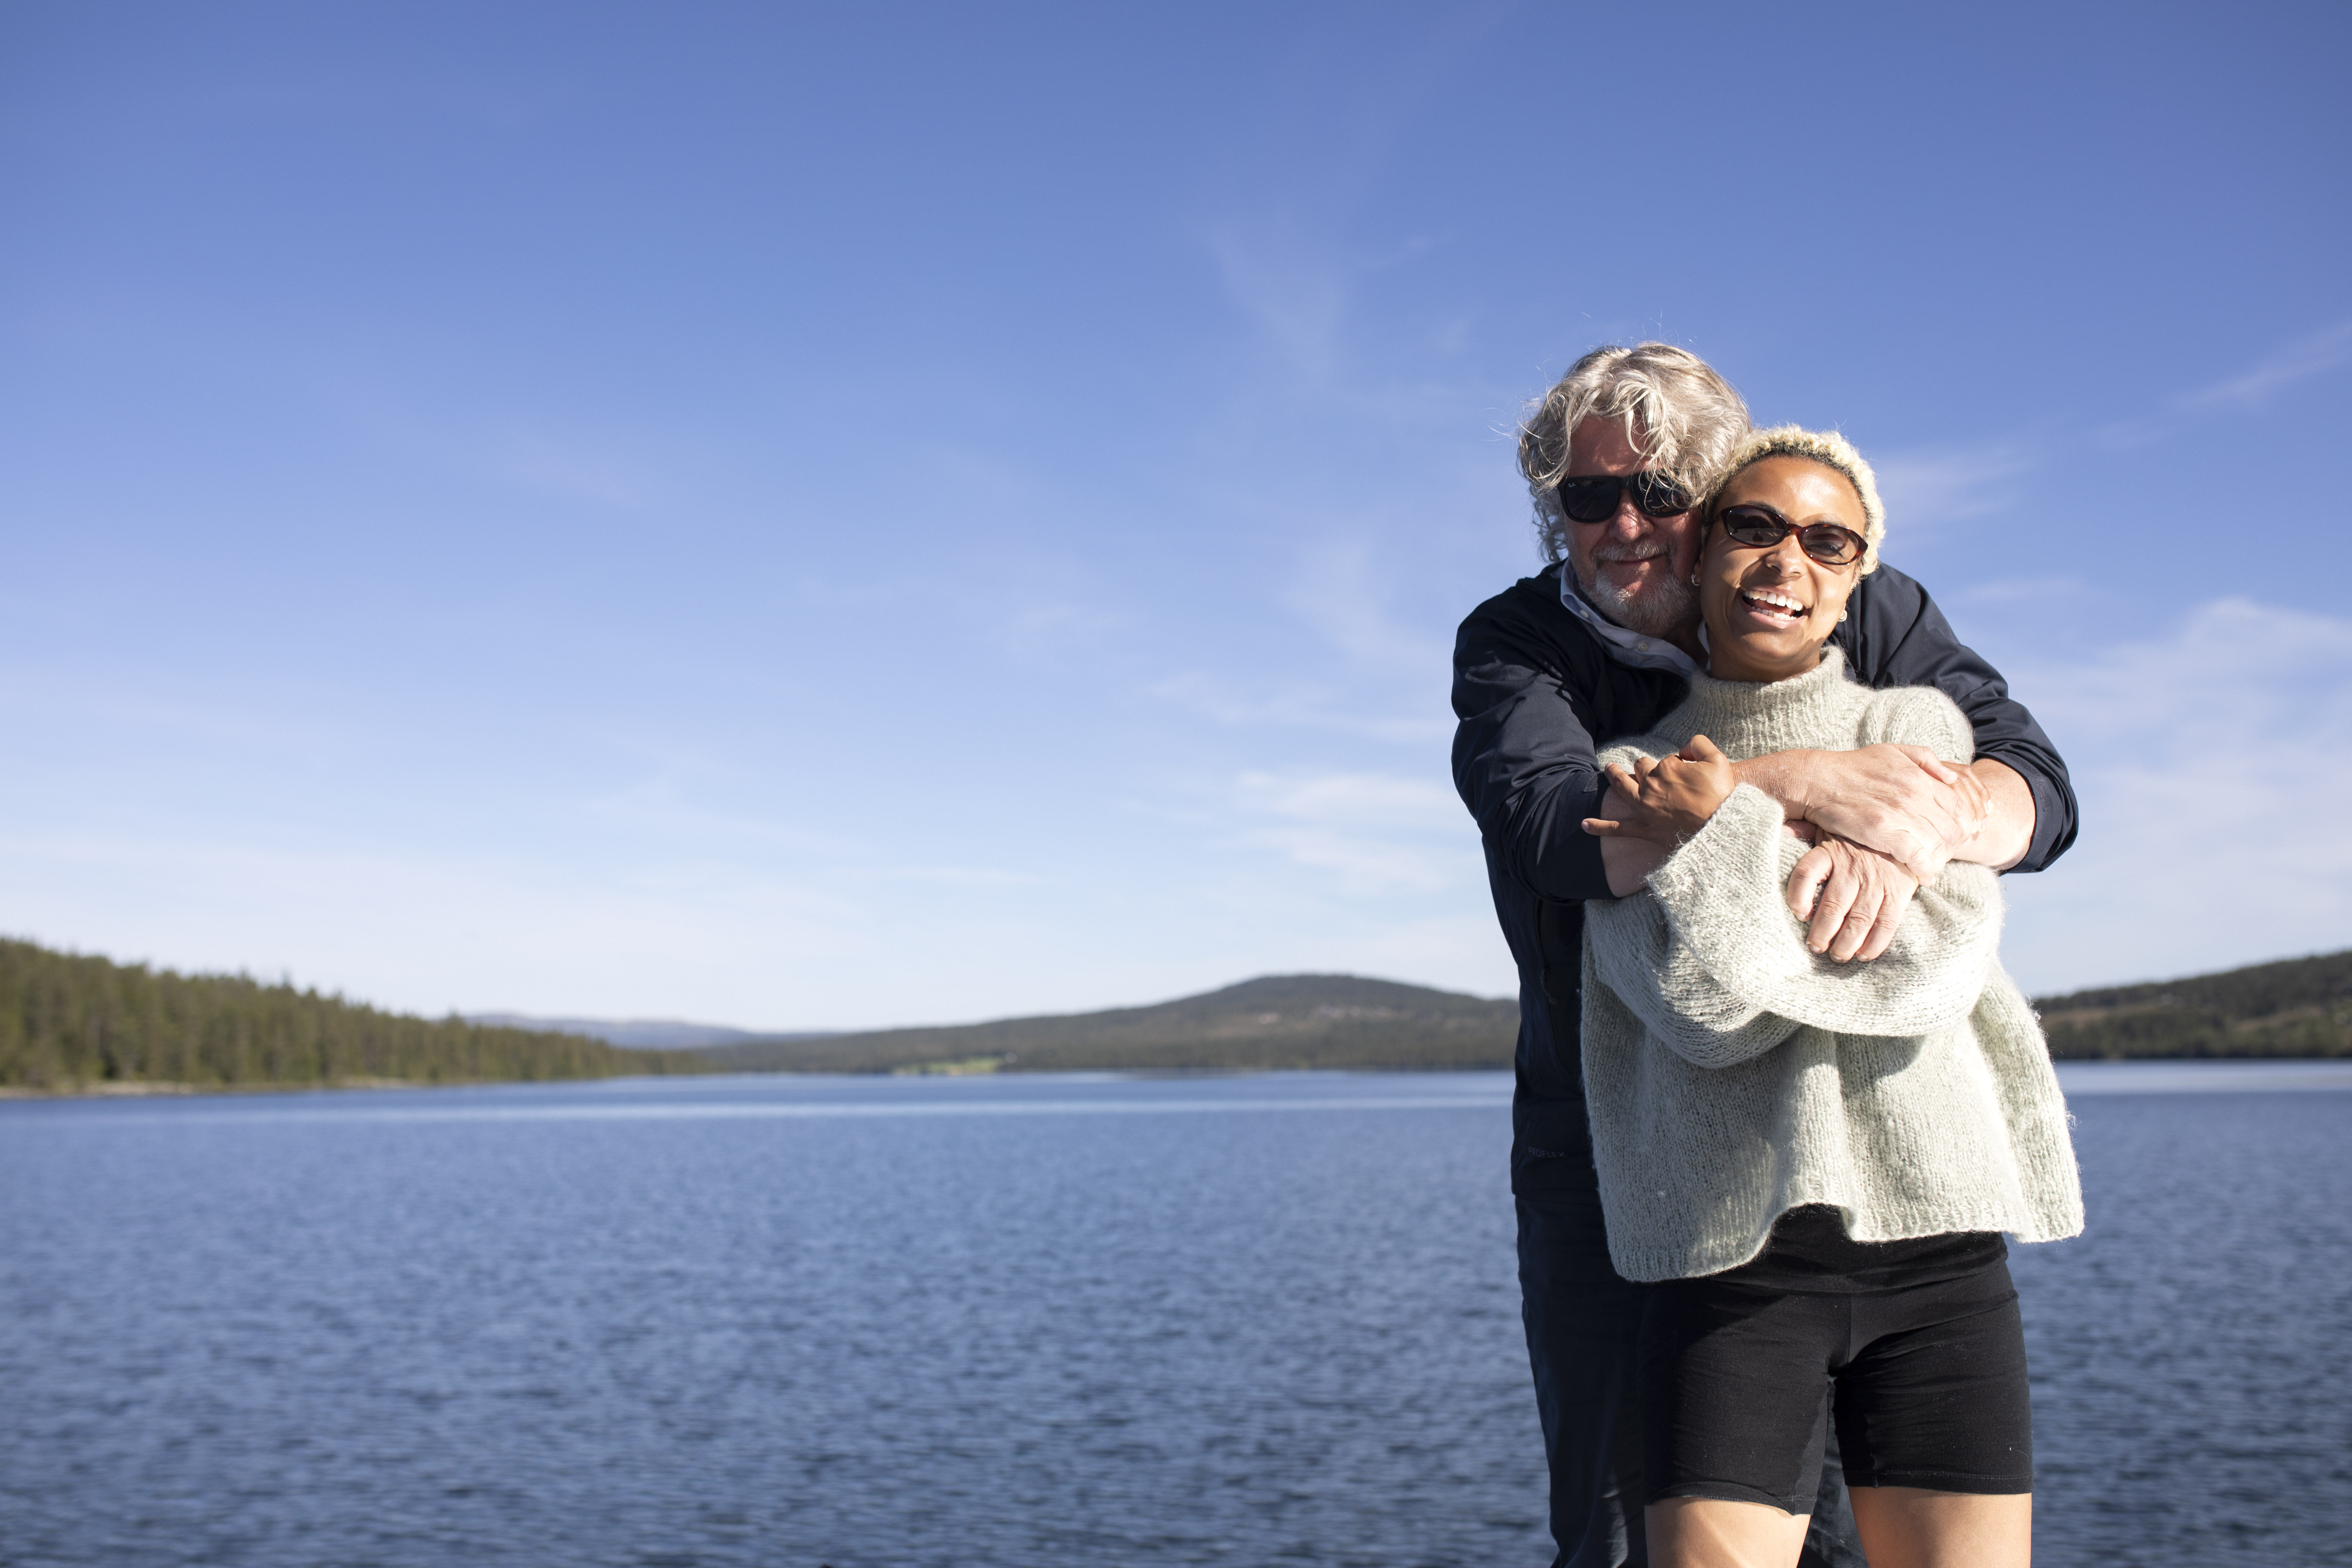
[1668,647,1858,763]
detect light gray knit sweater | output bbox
[1583,649,2083,1284]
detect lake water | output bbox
[2,1065,2347,1568]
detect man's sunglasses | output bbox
[1714,503,1868,566]
[1555,471,1693,523]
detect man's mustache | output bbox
[1590,541,1671,565]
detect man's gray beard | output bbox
[1576,561,1698,638]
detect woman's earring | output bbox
[1690,573,1700,586]
[1839,610,1849,622]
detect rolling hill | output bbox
[697,973,1520,1075]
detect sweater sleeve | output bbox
[1584,882,1805,1068]
[1582,734,1805,1068]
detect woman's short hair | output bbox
[1704,425,1888,576]
[1516,343,1752,562]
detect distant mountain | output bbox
[2033,949,2352,1060]
[697,974,1519,1075]
[465,1014,839,1051]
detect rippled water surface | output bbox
[2,1065,2347,1567]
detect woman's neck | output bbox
[1703,642,1828,683]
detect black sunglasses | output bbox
[1555,471,1693,524]
[1714,503,1868,566]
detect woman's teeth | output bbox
[1740,588,1806,620]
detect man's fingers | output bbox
[1807,854,1862,953]
[1827,877,1883,962]
[1892,744,1960,785]
[1786,845,1834,918]
[1854,881,1914,961]
[1681,734,1727,763]
[1581,817,1622,837]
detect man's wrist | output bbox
[1730,750,1823,818]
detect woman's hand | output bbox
[1583,735,1738,848]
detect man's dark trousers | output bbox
[1517,1158,1867,1568]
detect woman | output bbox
[1577,426,2082,1568]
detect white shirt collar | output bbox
[1556,565,1705,677]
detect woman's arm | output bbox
[1644,785,2001,1037]
[1583,896,1802,1069]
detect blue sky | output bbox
[2,1,2347,1028]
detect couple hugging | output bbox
[1451,344,2084,1568]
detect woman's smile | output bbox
[1731,580,1811,628]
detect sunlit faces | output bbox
[1563,419,1700,638]
[1699,457,1867,683]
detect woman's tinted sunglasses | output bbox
[1555,471,1693,523]
[1714,503,1868,566]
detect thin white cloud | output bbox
[2099,317,2352,448]
[1152,670,1449,744]
[1870,440,2042,536]
[1206,221,1352,386]
[1233,768,1478,895]
[1998,597,2352,993]
[1238,770,1462,828]
[2181,318,2352,412]
[1885,318,2352,490]
[1283,536,1454,671]
[1960,576,2093,607]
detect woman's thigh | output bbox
[1833,1267,2033,1496]
[1640,1281,1842,1515]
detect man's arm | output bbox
[1830,563,2078,874]
[1450,597,1620,905]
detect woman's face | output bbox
[1700,456,1868,682]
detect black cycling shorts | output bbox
[1639,1216,2034,1514]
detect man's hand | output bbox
[1785,834,1920,962]
[1583,735,1737,848]
[1741,744,1987,882]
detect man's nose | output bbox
[1606,493,1651,536]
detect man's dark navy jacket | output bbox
[1451,561,2078,1170]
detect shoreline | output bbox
[0,1075,563,1100]
[7,1057,2352,1101]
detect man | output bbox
[1450,344,2076,1568]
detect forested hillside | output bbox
[2035,949,2352,1060]
[0,939,707,1091]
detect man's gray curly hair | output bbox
[1517,343,1752,563]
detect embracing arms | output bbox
[1583,690,2005,1068]
[1586,781,2004,1067]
